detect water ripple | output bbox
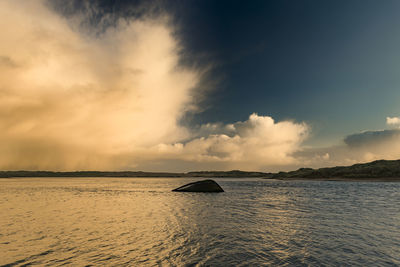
[0,178,400,266]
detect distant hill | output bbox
[0,171,184,178]
[186,170,271,178]
[3,160,400,179]
[271,159,400,179]
[0,170,272,178]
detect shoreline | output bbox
[265,177,400,182]
[1,176,400,182]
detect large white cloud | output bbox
[4,1,400,172]
[152,113,309,170]
[0,0,198,170]
[0,0,310,171]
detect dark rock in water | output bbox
[172,179,224,192]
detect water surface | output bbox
[0,178,399,266]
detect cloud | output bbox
[295,114,400,170]
[344,129,400,147]
[343,129,400,161]
[4,1,400,172]
[0,0,198,170]
[294,128,400,170]
[386,116,400,126]
[152,113,309,170]
[0,0,310,171]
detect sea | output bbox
[0,178,399,266]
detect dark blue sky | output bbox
[59,0,400,146]
[171,0,400,146]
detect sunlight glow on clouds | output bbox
[152,114,309,170]
[0,0,309,171]
[3,1,398,172]
[0,0,197,170]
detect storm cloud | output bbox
[295,127,400,170]
[0,0,309,171]
[344,129,400,147]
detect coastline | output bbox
[265,177,400,182]
[1,176,400,182]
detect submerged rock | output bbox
[172,179,224,192]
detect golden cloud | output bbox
[0,1,310,171]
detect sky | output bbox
[1,0,400,172]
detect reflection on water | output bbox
[0,178,399,266]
